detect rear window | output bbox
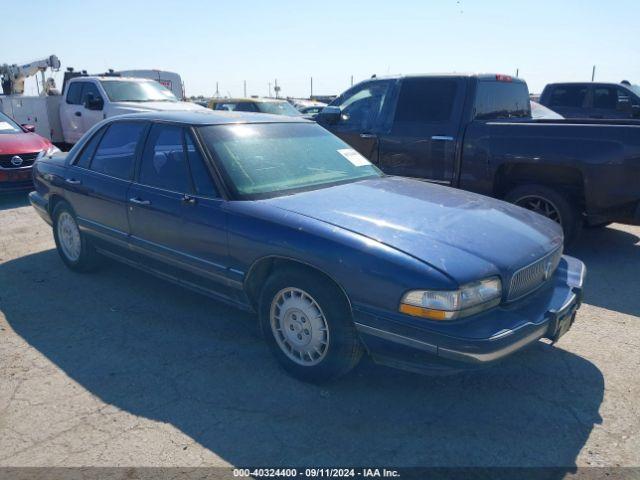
[548,85,588,108]
[474,81,530,120]
[394,78,458,123]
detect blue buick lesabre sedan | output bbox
[30,111,586,382]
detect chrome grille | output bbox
[0,152,39,169]
[508,247,563,301]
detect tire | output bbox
[52,201,101,272]
[504,184,583,245]
[259,267,363,383]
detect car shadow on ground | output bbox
[0,248,604,469]
[568,225,640,317]
[0,192,30,211]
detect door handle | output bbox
[360,133,377,139]
[431,135,454,141]
[129,197,151,205]
[75,112,82,117]
[64,178,81,185]
[181,194,197,205]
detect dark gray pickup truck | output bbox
[316,74,640,243]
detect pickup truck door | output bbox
[59,81,85,144]
[79,82,106,133]
[377,77,465,185]
[320,80,395,160]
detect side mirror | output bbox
[21,124,36,133]
[84,95,104,111]
[316,106,342,125]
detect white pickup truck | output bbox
[0,75,204,147]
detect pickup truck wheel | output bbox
[259,267,363,383]
[52,202,100,272]
[505,184,582,245]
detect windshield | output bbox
[199,122,382,199]
[257,101,301,116]
[0,112,22,134]
[100,80,177,103]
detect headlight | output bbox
[399,277,502,321]
[37,145,61,160]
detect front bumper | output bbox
[0,167,34,194]
[353,255,586,375]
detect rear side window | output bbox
[90,122,146,179]
[139,124,190,192]
[548,85,588,108]
[474,81,530,120]
[186,132,217,196]
[73,127,104,168]
[66,83,83,105]
[394,78,458,123]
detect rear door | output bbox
[377,77,465,184]
[64,120,147,245]
[321,80,395,160]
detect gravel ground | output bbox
[0,192,639,468]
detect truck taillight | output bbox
[496,74,513,82]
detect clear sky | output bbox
[5,0,639,98]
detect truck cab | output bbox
[58,76,203,144]
[539,82,640,120]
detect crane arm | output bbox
[0,54,61,95]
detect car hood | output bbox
[264,177,563,283]
[114,101,206,112]
[0,132,51,155]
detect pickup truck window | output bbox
[66,82,83,105]
[394,78,457,123]
[90,122,146,180]
[100,80,177,103]
[548,85,588,108]
[80,82,103,106]
[593,86,632,111]
[139,125,191,192]
[332,81,392,131]
[474,81,530,120]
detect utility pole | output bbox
[350,75,353,87]
[215,81,219,98]
[310,76,313,99]
[243,80,247,97]
[268,82,272,97]
[274,78,280,99]
[516,68,519,78]
[592,65,596,82]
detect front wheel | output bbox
[505,184,582,245]
[52,202,100,272]
[259,267,363,383]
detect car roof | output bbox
[111,110,311,125]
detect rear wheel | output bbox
[52,202,100,272]
[259,267,363,382]
[505,184,582,245]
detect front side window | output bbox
[90,122,146,179]
[80,82,103,106]
[548,85,588,108]
[331,81,392,130]
[186,133,217,196]
[100,80,177,103]
[394,78,458,123]
[73,127,105,168]
[66,82,83,105]
[139,125,190,192]
[199,122,382,199]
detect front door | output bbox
[127,124,229,284]
[320,80,395,161]
[377,77,465,184]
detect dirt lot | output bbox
[0,192,639,469]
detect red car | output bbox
[0,111,58,193]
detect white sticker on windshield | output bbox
[0,121,15,131]
[338,148,370,167]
